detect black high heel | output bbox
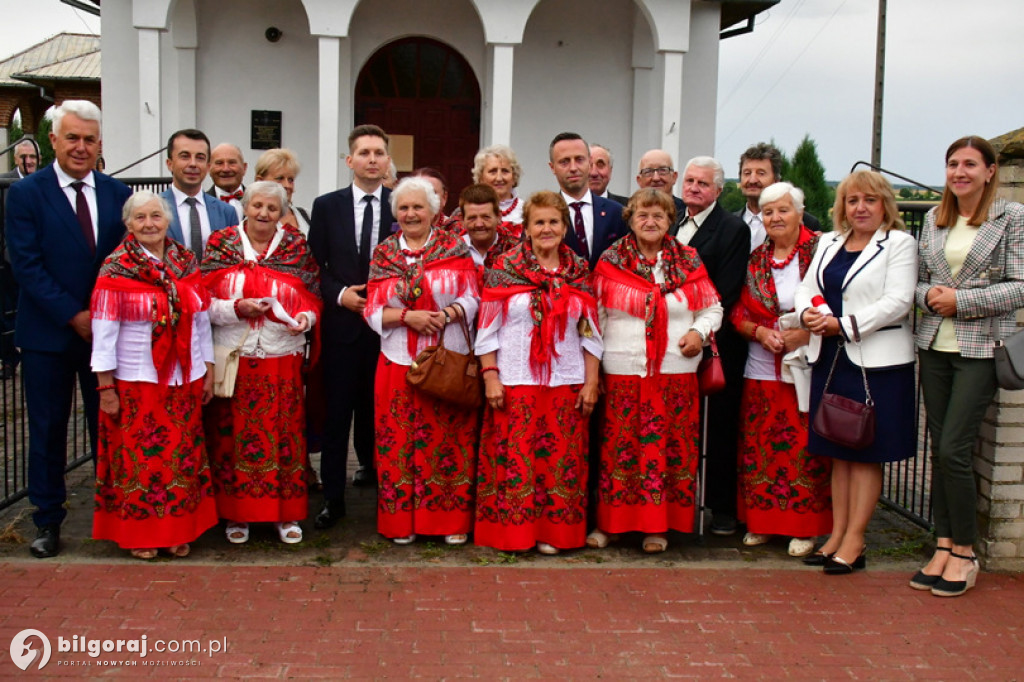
[909,546,950,591]
[931,551,978,597]
[802,550,833,567]
[823,548,866,575]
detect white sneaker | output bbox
[788,537,815,557]
[742,532,771,546]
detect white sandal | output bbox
[742,532,771,546]
[643,535,668,554]
[393,534,416,545]
[225,522,249,544]
[276,522,303,544]
[444,534,468,545]
[586,529,617,549]
[536,542,560,555]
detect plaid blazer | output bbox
[915,198,1024,358]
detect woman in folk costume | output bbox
[474,190,603,555]
[730,182,832,558]
[91,191,218,560]
[588,188,722,554]
[364,177,480,546]
[202,181,321,545]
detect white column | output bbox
[137,27,162,177]
[660,50,684,162]
[485,43,515,147]
[174,47,196,129]
[317,36,341,194]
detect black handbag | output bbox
[811,339,875,450]
[986,240,1024,390]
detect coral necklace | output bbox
[770,246,799,269]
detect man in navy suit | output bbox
[736,142,822,253]
[160,129,237,257]
[548,132,628,269]
[4,100,131,557]
[674,156,751,537]
[308,124,394,527]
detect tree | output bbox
[786,135,833,228]
[719,180,745,212]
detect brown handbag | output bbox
[811,339,875,450]
[406,303,483,409]
[698,331,726,395]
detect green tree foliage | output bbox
[786,135,834,228]
[719,180,745,212]
[35,116,54,168]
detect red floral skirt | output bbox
[596,373,700,534]
[205,354,308,522]
[93,379,218,549]
[374,355,477,538]
[737,379,832,537]
[475,384,589,551]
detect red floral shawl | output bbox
[365,228,479,357]
[200,223,322,330]
[479,241,597,384]
[594,234,719,376]
[91,235,210,385]
[730,225,818,330]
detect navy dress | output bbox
[807,247,916,463]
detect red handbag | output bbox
[698,332,726,395]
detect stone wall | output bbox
[978,128,1024,571]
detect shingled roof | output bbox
[0,33,100,88]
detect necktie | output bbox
[570,201,589,260]
[220,189,243,203]
[185,196,203,256]
[359,195,374,280]
[71,181,95,255]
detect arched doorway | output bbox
[355,37,481,213]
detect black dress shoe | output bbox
[823,550,867,575]
[710,513,737,536]
[30,525,61,558]
[802,550,833,567]
[352,467,377,488]
[314,500,346,529]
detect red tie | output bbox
[71,181,95,255]
[570,201,589,260]
[220,190,243,203]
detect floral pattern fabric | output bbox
[373,356,477,538]
[205,354,309,522]
[93,379,218,549]
[737,379,832,537]
[597,373,700,534]
[474,384,589,551]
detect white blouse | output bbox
[475,292,604,387]
[208,224,318,358]
[744,256,801,381]
[366,234,480,366]
[599,251,723,377]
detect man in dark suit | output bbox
[1,138,39,180]
[674,156,751,537]
[637,149,686,218]
[736,142,822,253]
[207,143,247,223]
[308,124,394,527]
[4,100,131,557]
[588,144,629,206]
[548,132,628,269]
[160,129,237,258]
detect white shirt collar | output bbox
[353,183,383,205]
[53,163,94,190]
[685,201,717,227]
[561,189,592,207]
[171,184,204,207]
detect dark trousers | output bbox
[0,263,19,369]
[320,332,379,503]
[918,348,997,545]
[702,327,748,518]
[22,344,98,528]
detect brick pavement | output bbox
[1,561,1022,679]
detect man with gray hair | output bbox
[1,138,39,179]
[588,144,628,205]
[208,143,247,223]
[636,149,686,217]
[4,100,132,557]
[675,155,750,537]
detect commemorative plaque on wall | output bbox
[251,110,282,150]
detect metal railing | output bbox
[0,176,170,511]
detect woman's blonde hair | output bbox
[254,148,300,180]
[832,170,904,234]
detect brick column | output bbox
[979,129,1024,571]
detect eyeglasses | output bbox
[638,166,674,178]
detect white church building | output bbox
[100,0,776,207]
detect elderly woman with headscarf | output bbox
[588,188,722,554]
[474,190,602,555]
[731,182,831,558]
[202,181,321,545]
[364,176,480,546]
[91,190,218,560]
